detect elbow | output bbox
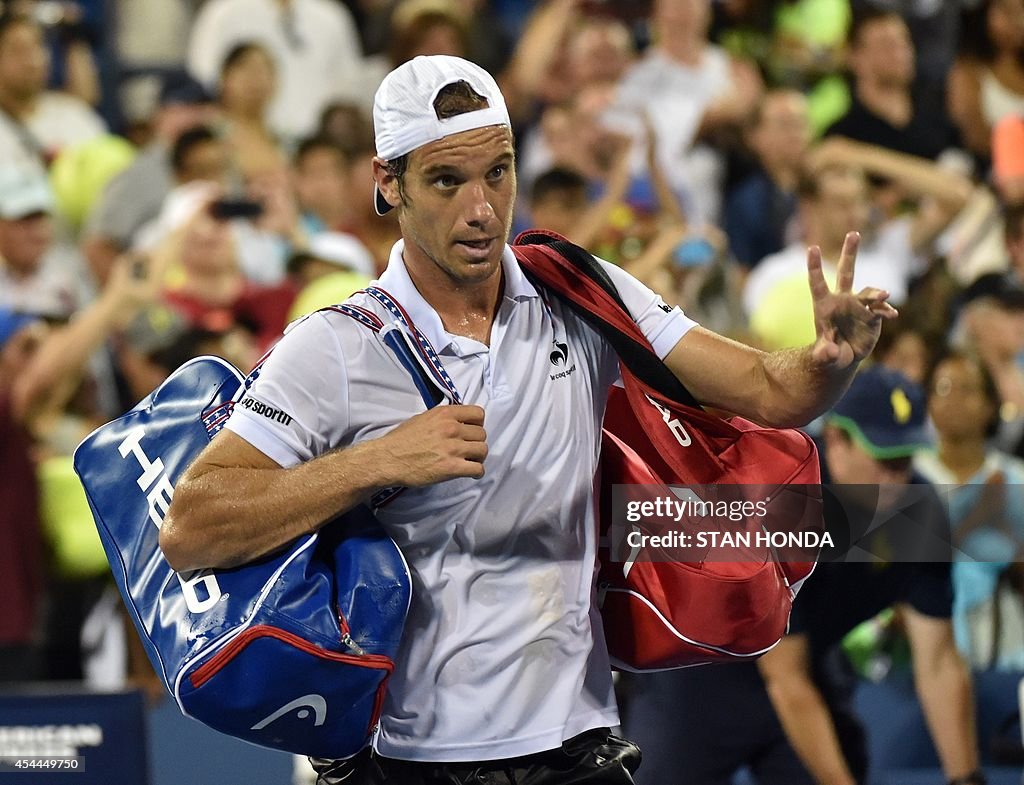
[755,392,812,430]
[760,406,812,430]
[159,491,211,573]
[158,508,194,573]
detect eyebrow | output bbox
[421,152,515,178]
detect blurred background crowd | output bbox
[1,0,1024,779]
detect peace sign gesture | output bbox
[808,231,898,370]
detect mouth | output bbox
[455,237,497,260]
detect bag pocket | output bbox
[179,624,394,759]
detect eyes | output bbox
[431,165,509,190]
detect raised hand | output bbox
[374,405,488,487]
[807,231,898,370]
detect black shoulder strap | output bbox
[516,231,703,410]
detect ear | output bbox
[372,156,402,212]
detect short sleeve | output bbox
[597,259,698,359]
[225,313,349,467]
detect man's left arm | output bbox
[900,602,981,782]
[662,232,898,427]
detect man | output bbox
[82,72,217,283]
[161,55,894,784]
[825,7,955,161]
[0,13,105,171]
[724,88,811,269]
[0,166,87,319]
[0,307,45,682]
[611,0,763,224]
[744,145,972,349]
[622,366,981,785]
[292,135,353,236]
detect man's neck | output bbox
[180,264,244,306]
[402,250,503,346]
[657,34,703,67]
[764,161,798,193]
[0,88,37,121]
[937,436,986,482]
[0,254,39,282]
[856,79,911,128]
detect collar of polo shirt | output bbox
[376,240,539,353]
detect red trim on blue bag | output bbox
[188,624,395,736]
[190,625,394,689]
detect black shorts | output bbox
[310,727,642,785]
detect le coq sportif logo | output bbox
[549,341,569,366]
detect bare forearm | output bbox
[11,290,125,422]
[162,404,488,572]
[830,140,972,209]
[758,347,857,428]
[765,676,858,785]
[915,651,979,778]
[160,440,388,571]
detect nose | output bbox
[463,181,496,229]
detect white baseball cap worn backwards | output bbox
[372,55,511,215]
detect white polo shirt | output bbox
[225,240,695,761]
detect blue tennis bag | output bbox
[72,355,412,758]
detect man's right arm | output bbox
[757,635,859,785]
[159,405,487,572]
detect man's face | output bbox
[531,188,588,238]
[295,146,348,215]
[179,139,228,184]
[928,357,996,442]
[569,19,633,87]
[750,91,810,172]
[823,426,911,487]
[374,125,516,287]
[0,21,47,98]
[990,0,1024,51]
[850,16,915,89]
[655,0,711,37]
[0,213,52,275]
[809,169,870,250]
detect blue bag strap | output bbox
[321,294,454,508]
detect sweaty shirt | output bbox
[225,240,695,761]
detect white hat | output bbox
[372,55,510,215]
[0,167,54,220]
[307,231,376,277]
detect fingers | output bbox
[390,405,489,484]
[458,423,487,442]
[856,287,899,320]
[458,440,488,465]
[810,338,840,365]
[448,404,485,425]
[806,245,830,302]
[450,435,487,480]
[835,231,860,293]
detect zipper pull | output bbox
[341,632,368,656]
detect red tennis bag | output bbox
[513,231,822,671]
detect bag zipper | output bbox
[189,624,393,689]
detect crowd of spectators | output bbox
[1,0,1024,779]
